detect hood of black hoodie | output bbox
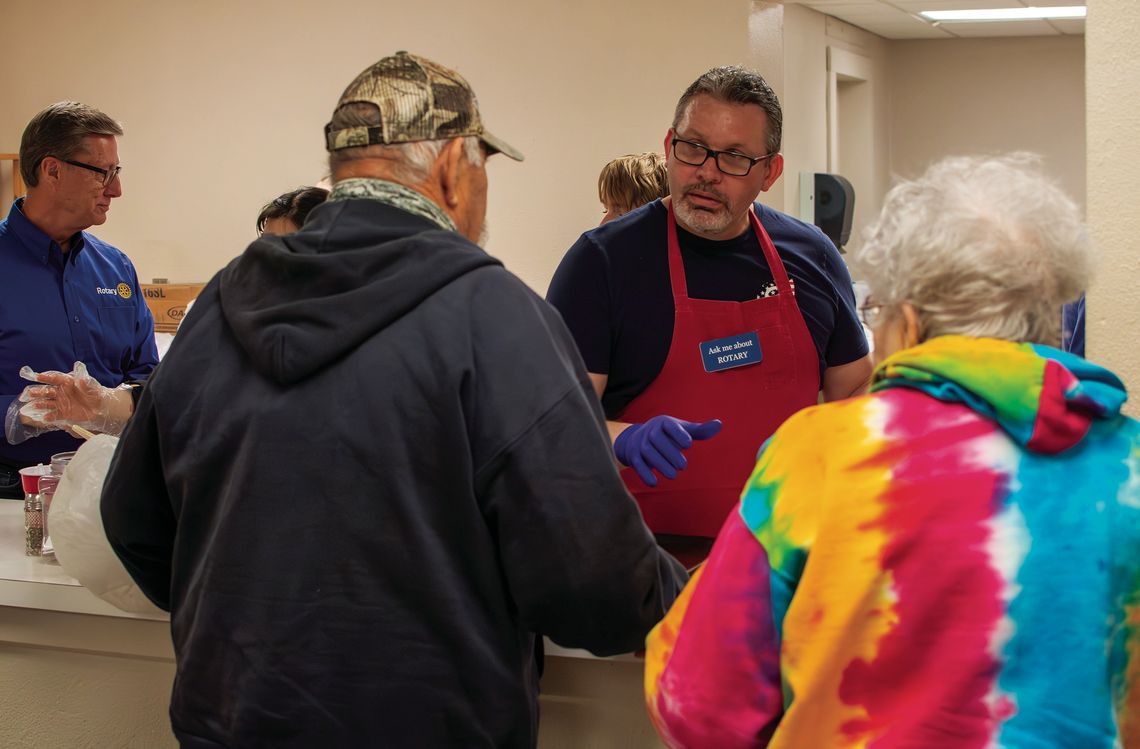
[218,198,501,385]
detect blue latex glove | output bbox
[614,415,723,488]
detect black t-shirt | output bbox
[546,199,868,419]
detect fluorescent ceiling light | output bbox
[920,6,1086,22]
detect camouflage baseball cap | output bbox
[325,51,523,161]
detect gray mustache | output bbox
[682,183,727,206]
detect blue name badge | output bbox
[699,331,763,373]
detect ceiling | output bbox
[780,0,1086,39]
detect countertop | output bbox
[0,500,167,620]
[0,501,632,660]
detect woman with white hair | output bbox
[644,153,1140,748]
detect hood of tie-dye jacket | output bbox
[871,335,1128,454]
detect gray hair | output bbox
[672,66,782,155]
[854,153,1091,347]
[20,101,122,187]
[327,102,483,183]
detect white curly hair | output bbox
[854,152,1091,347]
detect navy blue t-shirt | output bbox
[546,199,868,419]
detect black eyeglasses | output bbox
[57,157,121,187]
[671,136,776,177]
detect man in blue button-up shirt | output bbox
[0,102,157,497]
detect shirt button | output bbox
[73,316,80,323]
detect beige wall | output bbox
[888,36,1086,209]
[756,5,892,257]
[0,0,761,295]
[0,0,903,294]
[0,1,894,295]
[1087,0,1140,409]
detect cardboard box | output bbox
[141,283,205,334]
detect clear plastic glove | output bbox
[4,362,133,445]
[6,368,53,445]
[613,415,723,488]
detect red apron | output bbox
[619,203,819,539]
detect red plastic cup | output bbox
[19,465,53,495]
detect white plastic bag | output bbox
[49,434,163,615]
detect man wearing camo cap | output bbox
[102,50,686,748]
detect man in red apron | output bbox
[548,66,872,563]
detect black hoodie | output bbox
[101,198,687,748]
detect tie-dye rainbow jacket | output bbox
[645,335,1140,748]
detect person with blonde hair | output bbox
[645,153,1140,748]
[598,151,668,224]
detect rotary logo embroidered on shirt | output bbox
[96,283,133,299]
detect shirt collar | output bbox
[5,198,86,265]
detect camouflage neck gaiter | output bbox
[328,178,458,233]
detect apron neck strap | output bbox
[665,201,689,299]
[748,205,794,296]
[666,202,794,299]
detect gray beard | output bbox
[673,195,733,236]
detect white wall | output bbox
[888,36,1085,209]
[1087,0,1140,411]
[0,0,761,295]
